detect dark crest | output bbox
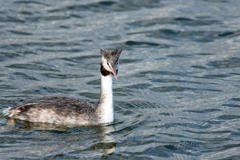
[100,49,122,66]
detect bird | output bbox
[3,49,122,126]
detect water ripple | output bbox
[14,0,48,6]
[128,17,220,27]
[49,0,161,13]
[8,30,33,36]
[129,29,240,42]
[13,72,38,81]
[6,64,59,71]
[208,57,240,68]
[0,16,25,23]
[26,42,80,47]
[123,40,173,48]
[42,73,94,79]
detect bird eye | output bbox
[107,62,110,68]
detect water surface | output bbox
[1,0,240,159]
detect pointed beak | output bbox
[110,67,118,79]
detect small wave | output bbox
[127,17,220,27]
[6,63,59,72]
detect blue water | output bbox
[1,0,240,159]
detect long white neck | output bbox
[96,74,114,124]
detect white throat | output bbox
[97,74,114,124]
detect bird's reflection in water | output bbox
[6,119,116,158]
[88,124,116,158]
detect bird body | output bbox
[3,49,122,126]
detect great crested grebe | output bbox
[3,49,122,125]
